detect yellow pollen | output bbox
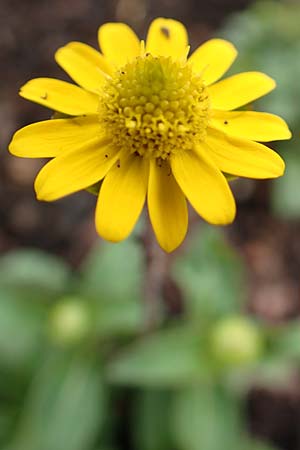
[98,55,210,160]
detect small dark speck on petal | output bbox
[161,27,170,38]
[105,154,108,158]
[224,120,228,125]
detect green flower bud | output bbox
[210,316,263,367]
[48,296,91,346]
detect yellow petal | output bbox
[55,42,111,93]
[59,41,113,74]
[9,115,100,158]
[205,127,285,179]
[98,22,140,67]
[35,137,119,201]
[188,39,237,85]
[148,159,188,252]
[210,110,292,142]
[20,78,99,115]
[171,149,236,225]
[96,153,149,242]
[146,18,188,59]
[208,72,276,111]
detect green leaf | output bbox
[172,225,245,321]
[132,390,172,450]
[272,148,300,219]
[80,238,144,304]
[220,1,300,128]
[244,437,279,450]
[274,321,300,360]
[171,384,243,450]
[79,239,144,336]
[10,351,106,450]
[0,288,45,368]
[0,250,71,301]
[107,326,209,387]
[247,355,293,389]
[93,301,143,338]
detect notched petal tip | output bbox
[19,80,32,97]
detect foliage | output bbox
[220,0,300,219]
[0,223,294,450]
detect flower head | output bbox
[9,18,291,252]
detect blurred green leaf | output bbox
[220,1,300,127]
[274,321,300,360]
[0,250,71,301]
[244,437,279,450]
[171,384,243,450]
[219,1,300,220]
[80,238,144,303]
[245,440,277,450]
[79,239,144,336]
[172,226,245,321]
[272,149,300,219]
[10,351,106,450]
[246,355,294,389]
[133,390,172,450]
[0,288,45,368]
[107,326,208,387]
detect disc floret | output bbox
[99,54,210,159]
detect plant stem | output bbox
[142,213,168,332]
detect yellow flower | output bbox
[9,18,291,252]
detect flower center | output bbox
[98,55,210,159]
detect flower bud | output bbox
[210,316,263,367]
[48,296,91,346]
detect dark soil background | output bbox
[1,0,300,449]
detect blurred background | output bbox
[0,0,300,449]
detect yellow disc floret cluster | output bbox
[98,54,210,160]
